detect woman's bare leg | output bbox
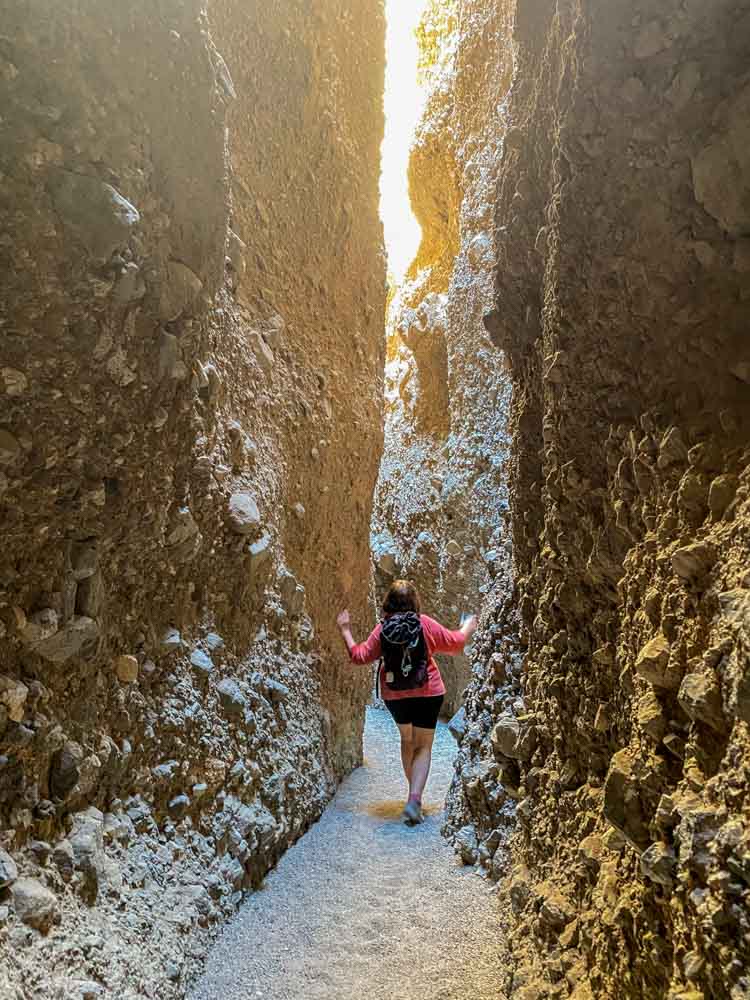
[396,722,415,784]
[408,726,436,803]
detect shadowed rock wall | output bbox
[447,1,750,997]
[0,1,384,995]
[372,0,513,716]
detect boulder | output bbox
[11,878,60,932]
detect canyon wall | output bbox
[371,0,513,715]
[448,0,750,998]
[0,2,384,996]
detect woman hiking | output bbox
[337,580,477,826]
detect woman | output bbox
[337,580,477,826]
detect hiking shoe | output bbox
[402,800,424,826]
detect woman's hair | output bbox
[382,579,421,616]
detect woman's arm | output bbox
[337,610,382,664]
[422,613,476,655]
[336,609,356,656]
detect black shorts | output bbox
[384,695,444,730]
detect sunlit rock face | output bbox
[0,0,385,995]
[372,0,514,717]
[446,0,750,996]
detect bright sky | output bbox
[380,0,430,282]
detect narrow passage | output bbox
[191,707,506,1000]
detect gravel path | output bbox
[190,706,507,1000]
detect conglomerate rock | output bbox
[0,1,384,996]
[372,0,513,716]
[446,1,750,998]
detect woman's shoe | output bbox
[402,800,424,826]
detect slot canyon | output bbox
[0,1,748,998]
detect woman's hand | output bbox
[460,614,478,639]
[337,609,351,630]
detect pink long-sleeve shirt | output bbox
[349,614,466,700]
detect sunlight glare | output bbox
[380,0,430,283]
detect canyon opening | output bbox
[0,2,749,1000]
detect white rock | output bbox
[228,492,261,534]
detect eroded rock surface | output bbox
[0,1,384,996]
[446,1,750,998]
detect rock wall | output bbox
[371,0,513,716]
[447,1,750,997]
[0,2,384,996]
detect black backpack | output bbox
[380,612,428,691]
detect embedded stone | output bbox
[0,429,21,465]
[159,260,203,322]
[248,534,273,584]
[32,616,100,663]
[1,368,28,396]
[228,492,261,534]
[11,878,60,932]
[641,843,677,888]
[448,706,467,742]
[490,714,534,761]
[0,848,18,888]
[70,540,98,580]
[160,628,183,653]
[678,671,726,732]
[216,678,246,717]
[0,676,29,723]
[603,749,652,849]
[114,655,139,684]
[49,742,84,800]
[190,649,214,676]
[158,331,188,381]
[18,607,59,645]
[537,882,574,930]
[454,825,478,865]
[637,689,667,741]
[250,331,274,375]
[279,569,305,617]
[672,542,715,582]
[49,170,140,259]
[708,474,737,518]
[635,634,680,689]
